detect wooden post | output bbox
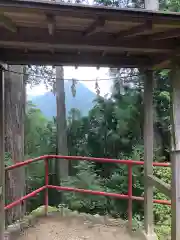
[0,66,5,240]
[143,70,157,240]
[144,0,159,10]
[170,63,180,240]
[143,1,159,239]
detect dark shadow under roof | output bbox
[0,0,180,68]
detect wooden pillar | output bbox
[144,0,159,10]
[143,70,157,240]
[170,63,180,240]
[143,1,159,239]
[0,66,5,240]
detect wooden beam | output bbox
[101,51,106,57]
[0,49,153,68]
[83,17,105,37]
[0,27,174,54]
[152,50,180,69]
[170,64,180,240]
[147,175,171,198]
[151,28,180,41]
[0,0,145,24]
[143,70,155,240]
[114,20,152,39]
[0,14,17,33]
[46,14,55,36]
[152,59,170,70]
[1,0,180,31]
[0,65,5,240]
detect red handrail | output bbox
[4,155,171,228]
[5,155,170,171]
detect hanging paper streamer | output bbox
[71,66,78,97]
[95,78,100,96]
[95,66,100,96]
[71,78,77,97]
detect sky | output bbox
[27,66,113,97]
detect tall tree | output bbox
[56,66,69,178]
[5,65,26,224]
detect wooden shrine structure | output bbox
[0,0,180,239]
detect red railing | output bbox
[5,155,171,229]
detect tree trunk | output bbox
[5,65,26,225]
[54,66,68,204]
[56,66,68,177]
[0,65,5,239]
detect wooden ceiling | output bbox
[0,0,180,68]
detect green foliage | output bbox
[62,161,108,214]
[25,101,56,156]
[22,64,172,238]
[26,161,45,212]
[4,152,13,167]
[24,102,57,211]
[163,0,180,11]
[153,167,171,239]
[26,66,55,90]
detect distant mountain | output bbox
[28,81,96,118]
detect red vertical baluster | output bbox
[128,163,132,230]
[45,158,49,216]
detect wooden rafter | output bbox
[83,17,105,37]
[1,0,180,26]
[151,28,180,41]
[0,14,17,33]
[0,49,153,68]
[0,27,175,54]
[114,20,152,39]
[0,0,179,67]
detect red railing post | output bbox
[128,163,132,230]
[45,158,49,216]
